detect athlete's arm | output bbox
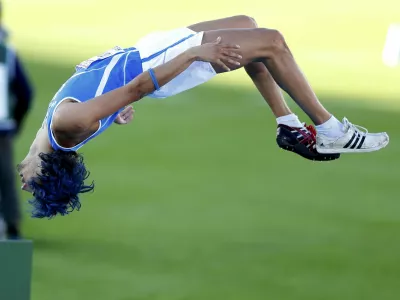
[52,37,241,135]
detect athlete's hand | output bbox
[114,105,135,125]
[190,37,242,71]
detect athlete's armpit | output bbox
[51,100,100,140]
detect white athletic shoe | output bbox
[316,118,389,154]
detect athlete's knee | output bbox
[247,16,258,28]
[232,15,258,28]
[257,28,289,56]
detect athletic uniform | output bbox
[44,28,215,151]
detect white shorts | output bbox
[134,27,216,99]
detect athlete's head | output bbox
[17,150,94,218]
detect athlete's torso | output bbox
[44,46,143,151]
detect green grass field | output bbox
[3,0,400,299]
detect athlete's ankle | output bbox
[276,113,303,128]
[315,115,344,138]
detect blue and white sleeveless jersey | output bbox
[44,46,143,151]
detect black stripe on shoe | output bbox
[356,135,366,149]
[350,132,360,149]
[344,132,357,148]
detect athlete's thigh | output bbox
[202,28,269,73]
[188,15,257,32]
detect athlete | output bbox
[17,16,389,218]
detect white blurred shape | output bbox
[0,64,8,120]
[382,24,400,67]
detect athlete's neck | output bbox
[29,127,54,157]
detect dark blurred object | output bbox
[0,1,34,239]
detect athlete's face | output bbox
[17,154,41,193]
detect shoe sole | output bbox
[277,137,340,161]
[317,139,389,154]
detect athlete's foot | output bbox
[276,124,340,161]
[316,117,389,154]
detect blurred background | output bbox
[3,0,400,299]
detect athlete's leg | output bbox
[189,17,339,160]
[201,28,331,125]
[201,27,388,153]
[188,16,292,119]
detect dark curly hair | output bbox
[28,150,94,219]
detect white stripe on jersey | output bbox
[95,53,124,97]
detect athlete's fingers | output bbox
[215,59,230,72]
[119,112,128,120]
[122,113,130,120]
[223,58,241,66]
[119,111,128,119]
[122,108,132,116]
[222,51,242,59]
[213,36,222,44]
[121,106,133,117]
[125,109,135,121]
[124,105,133,113]
[220,43,240,49]
[114,115,124,124]
[126,114,134,123]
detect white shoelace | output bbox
[343,118,368,135]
